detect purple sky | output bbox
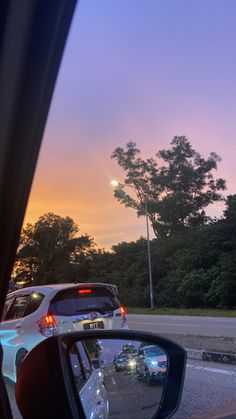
[25,0,236,249]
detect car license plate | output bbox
[83,321,104,330]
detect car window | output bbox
[70,341,92,392]
[69,344,84,390]
[144,346,165,357]
[117,354,127,360]
[24,292,44,317]
[9,295,29,320]
[76,342,92,379]
[49,287,120,316]
[1,297,15,321]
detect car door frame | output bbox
[0,1,77,418]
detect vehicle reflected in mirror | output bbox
[69,338,168,419]
[16,330,186,419]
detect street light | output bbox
[111,180,154,309]
[110,179,120,188]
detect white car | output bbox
[136,345,167,385]
[0,282,127,382]
[70,341,109,419]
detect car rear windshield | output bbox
[49,287,120,316]
[117,355,127,361]
[144,346,165,357]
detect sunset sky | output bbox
[24,0,236,249]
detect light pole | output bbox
[111,180,154,308]
[144,200,154,309]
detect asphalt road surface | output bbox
[5,358,236,418]
[104,367,164,418]
[127,314,236,337]
[174,359,236,419]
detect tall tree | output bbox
[111,136,226,237]
[15,213,95,285]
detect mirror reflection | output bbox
[69,338,168,419]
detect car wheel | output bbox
[16,349,28,379]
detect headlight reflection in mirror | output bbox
[69,338,168,419]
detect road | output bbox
[174,359,236,418]
[5,358,236,418]
[104,366,163,419]
[127,314,236,337]
[4,314,236,418]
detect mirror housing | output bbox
[16,330,186,419]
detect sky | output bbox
[24,0,236,249]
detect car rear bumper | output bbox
[150,371,166,382]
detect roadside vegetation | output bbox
[13,137,236,310]
[126,307,236,317]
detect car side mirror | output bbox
[100,359,105,369]
[91,358,105,370]
[15,330,186,419]
[91,358,101,369]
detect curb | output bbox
[186,348,236,365]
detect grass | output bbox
[126,307,236,317]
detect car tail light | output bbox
[36,314,58,337]
[78,289,92,294]
[120,306,127,326]
[120,306,126,316]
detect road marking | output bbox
[187,363,236,377]
[111,377,116,385]
[129,321,235,328]
[128,315,236,322]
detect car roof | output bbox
[141,345,165,354]
[7,282,118,297]
[141,345,157,350]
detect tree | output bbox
[15,213,95,285]
[89,239,151,306]
[224,195,236,224]
[111,136,226,237]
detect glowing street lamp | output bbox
[111,180,154,309]
[110,179,120,188]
